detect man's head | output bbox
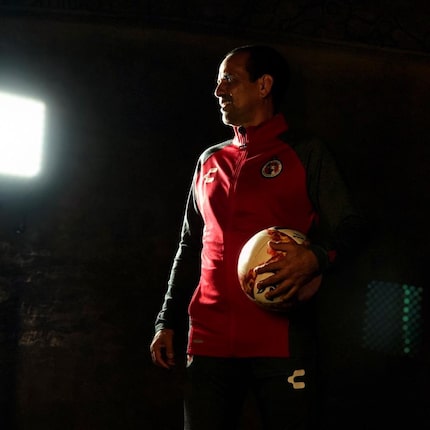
[214,45,290,128]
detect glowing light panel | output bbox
[0,91,46,177]
[363,280,423,356]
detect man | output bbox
[150,45,365,429]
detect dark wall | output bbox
[0,16,428,429]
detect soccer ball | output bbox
[237,227,322,311]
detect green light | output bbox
[363,280,423,356]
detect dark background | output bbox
[0,1,429,429]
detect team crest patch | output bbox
[261,159,283,178]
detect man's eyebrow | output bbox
[216,73,233,82]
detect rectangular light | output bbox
[0,90,46,177]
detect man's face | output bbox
[214,52,263,128]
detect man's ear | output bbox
[258,74,274,98]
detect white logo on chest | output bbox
[203,167,218,183]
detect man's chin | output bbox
[221,113,238,127]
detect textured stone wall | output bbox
[1,0,429,54]
[0,13,428,430]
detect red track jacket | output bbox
[155,113,365,358]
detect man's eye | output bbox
[217,75,233,84]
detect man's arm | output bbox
[259,136,367,302]
[150,181,203,367]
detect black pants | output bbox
[184,355,318,430]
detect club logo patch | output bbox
[261,159,283,178]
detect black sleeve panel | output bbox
[287,132,367,271]
[154,172,204,333]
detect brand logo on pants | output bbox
[287,369,305,389]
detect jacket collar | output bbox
[232,113,288,150]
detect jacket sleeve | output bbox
[295,136,367,272]
[154,170,203,334]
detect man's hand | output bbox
[255,239,321,303]
[150,328,175,369]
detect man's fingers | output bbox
[150,329,175,369]
[264,281,297,300]
[152,346,174,369]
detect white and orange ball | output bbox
[237,227,321,311]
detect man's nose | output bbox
[214,81,225,98]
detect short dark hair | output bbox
[227,45,290,113]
